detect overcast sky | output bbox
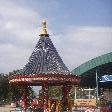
[0,0,112,74]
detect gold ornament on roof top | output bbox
[39,19,49,37]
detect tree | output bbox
[48,86,62,99]
[0,71,35,105]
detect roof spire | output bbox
[39,19,49,37]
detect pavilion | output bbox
[9,20,80,112]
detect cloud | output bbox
[0,44,31,72]
[52,26,112,70]
[0,0,112,74]
[0,0,41,73]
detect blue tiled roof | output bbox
[18,36,70,75]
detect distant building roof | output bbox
[72,52,112,87]
[72,52,112,76]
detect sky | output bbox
[0,0,112,74]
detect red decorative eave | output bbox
[9,74,81,86]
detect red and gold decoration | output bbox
[9,20,81,111]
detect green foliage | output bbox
[0,74,9,103]
[0,71,35,105]
[97,97,108,106]
[48,86,62,99]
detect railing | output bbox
[10,109,22,112]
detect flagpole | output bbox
[96,68,99,108]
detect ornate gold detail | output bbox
[39,19,49,37]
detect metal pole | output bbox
[96,69,99,107]
[74,86,77,100]
[89,88,90,99]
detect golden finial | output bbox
[39,19,49,37]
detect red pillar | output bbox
[62,85,72,111]
[21,90,27,112]
[42,81,49,112]
[21,87,28,112]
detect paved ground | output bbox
[0,106,101,112]
[0,107,17,112]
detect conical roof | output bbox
[17,20,70,75]
[18,36,70,75]
[9,20,80,85]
